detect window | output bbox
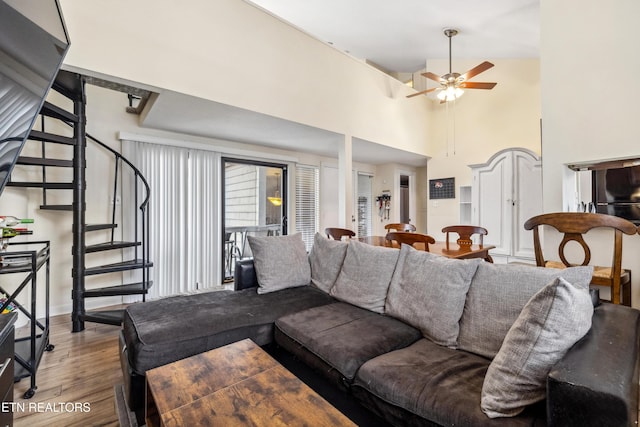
[295,165,319,251]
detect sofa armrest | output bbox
[547,303,640,427]
[234,258,258,290]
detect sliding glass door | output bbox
[221,158,287,282]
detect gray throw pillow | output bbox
[386,244,481,348]
[458,262,593,359]
[247,233,311,294]
[308,232,349,293]
[330,239,400,313]
[481,276,594,418]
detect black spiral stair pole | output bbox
[71,74,87,332]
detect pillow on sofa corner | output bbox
[330,239,400,313]
[480,276,594,419]
[247,233,311,294]
[385,244,481,348]
[308,232,349,293]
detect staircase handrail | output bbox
[84,131,151,210]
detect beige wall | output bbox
[58,0,430,155]
[424,58,541,240]
[541,0,640,306]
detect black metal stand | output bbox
[0,240,53,399]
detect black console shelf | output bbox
[0,240,53,399]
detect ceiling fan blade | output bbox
[459,82,497,90]
[406,88,437,98]
[460,61,494,81]
[421,71,444,83]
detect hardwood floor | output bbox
[13,307,126,427]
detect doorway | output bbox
[400,174,410,224]
[221,158,287,281]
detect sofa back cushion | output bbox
[247,233,311,294]
[330,239,400,313]
[458,262,593,359]
[385,245,481,348]
[308,232,349,293]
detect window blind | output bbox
[295,165,319,251]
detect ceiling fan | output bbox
[407,28,497,102]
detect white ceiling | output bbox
[247,0,540,72]
[137,1,540,166]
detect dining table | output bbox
[357,236,495,262]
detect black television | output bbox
[593,165,640,224]
[0,0,70,198]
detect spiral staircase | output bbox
[7,70,153,332]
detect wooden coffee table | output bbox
[145,338,356,427]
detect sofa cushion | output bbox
[275,302,421,381]
[458,262,593,359]
[353,339,545,426]
[122,286,335,374]
[247,233,311,294]
[308,232,349,293]
[330,239,400,313]
[481,276,594,418]
[386,245,481,348]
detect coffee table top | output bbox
[146,338,356,427]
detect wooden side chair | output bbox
[385,232,435,251]
[384,223,416,232]
[442,225,488,246]
[325,227,355,240]
[442,225,492,262]
[524,212,637,306]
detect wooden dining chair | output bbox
[442,225,488,246]
[524,212,637,306]
[324,227,356,240]
[384,223,416,232]
[385,232,435,251]
[442,225,493,262]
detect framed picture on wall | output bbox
[429,177,455,199]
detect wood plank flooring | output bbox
[13,306,126,427]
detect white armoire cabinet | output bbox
[470,148,542,263]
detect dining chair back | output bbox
[384,223,416,232]
[385,232,435,251]
[524,212,637,306]
[324,227,356,240]
[442,225,488,246]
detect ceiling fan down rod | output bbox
[444,28,458,76]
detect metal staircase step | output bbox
[81,241,141,254]
[40,101,78,123]
[40,204,73,211]
[83,259,153,276]
[17,156,73,167]
[7,181,74,189]
[28,130,75,145]
[84,281,153,297]
[80,310,124,326]
[85,223,117,232]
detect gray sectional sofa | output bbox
[119,233,640,426]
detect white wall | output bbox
[424,58,541,240]
[58,0,430,156]
[541,0,640,306]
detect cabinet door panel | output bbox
[513,152,542,259]
[473,152,512,256]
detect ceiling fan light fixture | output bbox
[437,85,464,102]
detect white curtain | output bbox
[123,141,219,299]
